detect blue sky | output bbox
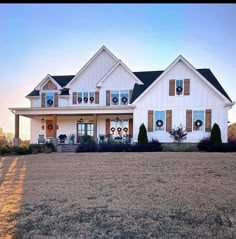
[1,3,236,139]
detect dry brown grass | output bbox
[1,152,236,238]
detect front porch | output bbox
[10,106,134,146]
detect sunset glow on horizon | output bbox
[1,4,236,140]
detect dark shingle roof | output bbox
[51,75,75,87]
[131,71,163,103]
[131,69,232,103]
[26,90,40,97]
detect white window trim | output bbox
[192,110,205,132]
[154,110,166,132]
[175,79,184,96]
[110,90,129,106]
[44,91,55,108]
[77,91,95,104]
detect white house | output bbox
[9,46,235,145]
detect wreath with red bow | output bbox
[47,99,53,106]
[194,119,203,130]
[90,96,94,103]
[176,86,183,95]
[156,120,163,129]
[47,124,53,130]
[112,97,118,104]
[121,96,128,105]
[84,97,88,103]
[78,97,82,103]
[111,127,115,134]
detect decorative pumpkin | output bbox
[112,97,118,104]
[194,119,203,130]
[121,96,128,105]
[156,120,163,129]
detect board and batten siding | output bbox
[132,61,229,143]
[69,50,117,91]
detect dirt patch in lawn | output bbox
[1,152,236,238]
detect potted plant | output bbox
[69,133,75,145]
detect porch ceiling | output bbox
[9,106,134,118]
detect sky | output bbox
[0,3,236,140]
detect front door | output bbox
[46,120,54,138]
[77,123,94,143]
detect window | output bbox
[154,111,165,131]
[77,92,83,104]
[77,123,94,143]
[111,90,129,106]
[83,92,88,104]
[176,80,184,96]
[45,92,54,107]
[111,91,119,105]
[89,92,95,104]
[120,91,129,105]
[77,91,94,104]
[193,110,204,131]
[110,120,129,136]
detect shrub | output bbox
[76,143,97,153]
[0,145,11,155]
[210,123,222,144]
[169,124,187,143]
[79,135,96,145]
[76,135,97,153]
[98,142,130,152]
[162,143,198,152]
[138,123,148,144]
[11,145,32,155]
[197,137,212,151]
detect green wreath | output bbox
[47,124,53,130]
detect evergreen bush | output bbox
[138,123,148,144]
[210,123,222,144]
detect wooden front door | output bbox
[46,120,54,138]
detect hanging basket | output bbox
[123,127,128,133]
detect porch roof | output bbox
[9,106,134,118]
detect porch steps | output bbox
[57,144,78,153]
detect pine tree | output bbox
[210,123,222,144]
[138,123,148,144]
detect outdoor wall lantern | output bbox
[41,118,45,130]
